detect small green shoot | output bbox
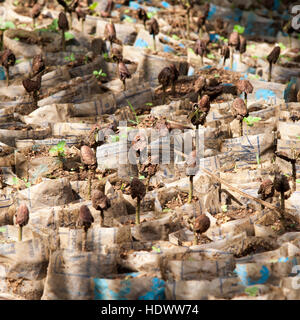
[188,48,195,54]
[145,102,153,106]
[139,175,146,180]
[64,53,75,62]
[245,287,259,297]
[13,37,20,41]
[64,32,74,41]
[278,42,286,51]
[127,100,140,125]
[93,68,107,78]
[89,2,98,11]
[172,34,180,41]
[207,53,215,59]
[121,183,126,191]
[243,116,261,127]
[221,205,227,212]
[234,24,245,34]
[152,246,161,253]
[102,52,109,61]
[47,19,58,32]
[49,140,66,161]
[0,20,15,31]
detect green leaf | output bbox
[15,59,22,64]
[89,2,98,11]
[127,100,139,124]
[47,19,58,32]
[207,53,215,59]
[147,12,155,19]
[296,179,300,184]
[64,32,74,41]
[163,208,171,212]
[172,34,180,41]
[152,246,161,253]
[221,205,227,212]
[145,102,153,106]
[12,177,19,185]
[234,24,245,34]
[188,48,195,54]
[4,21,16,29]
[13,37,20,41]
[256,153,260,165]
[243,116,261,126]
[57,140,66,149]
[278,42,286,51]
[139,175,146,180]
[124,9,130,13]
[93,70,99,76]
[245,287,259,297]
[0,226,6,233]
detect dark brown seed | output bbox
[31,3,41,19]
[58,12,69,31]
[118,61,131,81]
[111,47,123,62]
[228,31,240,50]
[78,205,94,229]
[231,97,248,119]
[76,7,86,21]
[130,177,146,200]
[199,94,210,113]
[80,145,96,166]
[91,38,106,56]
[267,46,280,65]
[158,64,179,88]
[102,0,114,16]
[194,214,210,234]
[15,204,29,227]
[194,39,206,57]
[1,49,16,68]
[221,45,230,60]
[148,18,159,36]
[137,8,148,23]
[22,74,42,93]
[104,22,116,43]
[258,179,274,200]
[32,54,45,76]
[273,173,290,193]
[239,35,247,54]
[92,190,111,211]
[236,79,253,94]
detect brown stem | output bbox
[223,57,226,66]
[230,47,233,70]
[171,82,175,96]
[122,79,126,91]
[81,19,84,33]
[136,197,141,225]
[153,34,156,52]
[88,169,91,200]
[100,209,104,227]
[18,225,22,241]
[240,118,243,137]
[292,162,296,191]
[69,12,73,30]
[33,17,36,29]
[82,228,87,251]
[245,93,247,107]
[61,29,66,52]
[5,67,9,87]
[199,27,202,39]
[188,175,193,203]
[280,190,285,216]
[33,90,38,109]
[200,55,203,66]
[193,230,198,245]
[268,62,272,82]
